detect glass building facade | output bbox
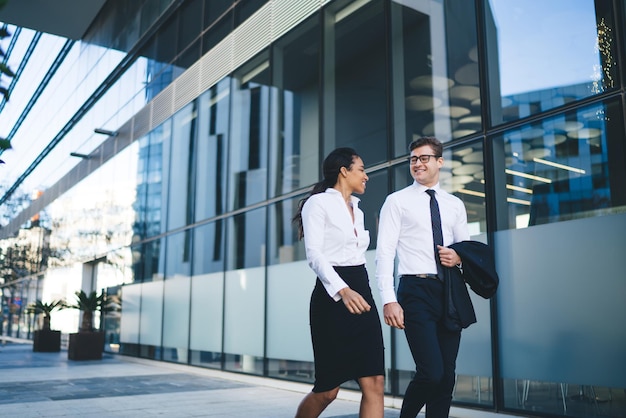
[0,1,625,417]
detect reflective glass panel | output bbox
[492,99,626,230]
[228,52,270,210]
[484,0,619,125]
[323,0,388,164]
[142,238,165,282]
[168,102,197,230]
[267,196,305,266]
[226,207,266,270]
[391,0,481,154]
[162,276,191,363]
[192,220,225,276]
[195,79,230,222]
[165,230,192,280]
[137,121,171,238]
[269,16,320,197]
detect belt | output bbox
[402,274,442,282]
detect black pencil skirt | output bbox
[309,264,385,393]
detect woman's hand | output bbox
[338,287,371,314]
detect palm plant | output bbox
[26,299,65,331]
[67,290,113,332]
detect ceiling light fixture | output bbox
[505,169,552,183]
[533,157,586,174]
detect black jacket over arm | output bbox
[443,240,499,332]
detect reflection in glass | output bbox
[130,244,143,283]
[391,0,481,154]
[142,238,164,282]
[132,121,171,240]
[226,207,267,270]
[192,221,225,276]
[494,100,625,230]
[165,230,192,280]
[267,196,305,266]
[269,16,320,197]
[168,101,197,230]
[485,0,619,125]
[229,53,270,210]
[324,0,388,164]
[195,79,229,222]
[162,276,191,363]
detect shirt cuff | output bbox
[381,289,397,305]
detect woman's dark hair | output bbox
[292,147,360,239]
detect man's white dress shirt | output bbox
[375,182,469,305]
[302,188,370,301]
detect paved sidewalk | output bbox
[0,338,523,417]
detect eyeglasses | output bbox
[408,154,440,164]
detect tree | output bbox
[66,290,114,332]
[26,299,65,331]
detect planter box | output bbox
[33,330,61,352]
[68,331,105,360]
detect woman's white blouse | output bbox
[301,188,370,301]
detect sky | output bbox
[489,0,601,96]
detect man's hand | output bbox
[383,302,405,329]
[338,287,371,314]
[437,245,461,267]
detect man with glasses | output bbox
[376,136,469,418]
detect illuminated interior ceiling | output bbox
[0,0,106,40]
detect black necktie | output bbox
[426,189,444,279]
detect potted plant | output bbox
[66,290,111,360]
[26,299,65,352]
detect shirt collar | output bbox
[325,187,361,204]
[412,181,441,195]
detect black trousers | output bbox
[397,276,461,418]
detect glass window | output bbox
[178,0,203,52]
[234,0,269,28]
[167,102,197,231]
[130,244,143,283]
[162,276,191,363]
[228,52,270,210]
[189,268,224,369]
[142,238,164,282]
[138,280,164,352]
[194,79,230,222]
[203,0,232,30]
[492,99,625,230]
[226,207,267,270]
[484,0,619,126]
[202,12,232,54]
[269,16,321,197]
[120,283,141,346]
[175,38,201,72]
[223,209,267,374]
[323,0,389,164]
[142,121,171,238]
[192,220,225,276]
[391,0,481,155]
[165,230,192,280]
[267,196,306,267]
[132,136,150,241]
